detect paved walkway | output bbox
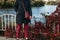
[0,37,26,40]
[0,37,16,40]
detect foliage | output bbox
[0,1,45,9]
[32,1,45,7]
[47,1,57,5]
[1,3,14,9]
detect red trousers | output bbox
[16,24,29,38]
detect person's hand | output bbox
[29,16,32,19]
[25,11,29,19]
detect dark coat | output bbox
[14,0,32,24]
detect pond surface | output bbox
[0,5,57,24]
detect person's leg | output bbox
[16,24,22,40]
[24,23,29,39]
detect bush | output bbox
[32,1,45,7]
[47,1,57,5]
[0,2,14,9]
[0,1,45,9]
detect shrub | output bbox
[32,1,45,7]
[47,1,57,5]
[0,1,45,9]
[1,2,14,9]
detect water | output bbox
[31,5,57,24]
[32,5,57,17]
[0,5,57,24]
